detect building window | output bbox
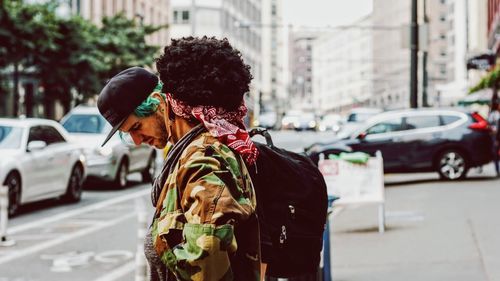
[440,64,447,75]
[182,10,190,22]
[440,14,446,22]
[271,4,277,15]
[173,10,190,24]
[440,0,446,4]
[440,33,446,40]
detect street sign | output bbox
[466,53,496,70]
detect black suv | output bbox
[306,109,493,180]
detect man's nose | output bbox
[130,131,143,145]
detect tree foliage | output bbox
[0,0,164,117]
[469,64,500,94]
[96,14,163,81]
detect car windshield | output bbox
[62,114,110,134]
[0,125,23,149]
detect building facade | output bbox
[169,0,284,121]
[488,0,500,53]
[431,0,488,106]
[260,0,285,116]
[289,31,316,111]
[69,0,170,47]
[371,0,411,110]
[312,15,374,114]
[425,0,452,106]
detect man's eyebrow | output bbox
[129,122,141,131]
[121,121,139,133]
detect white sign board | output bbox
[318,152,385,232]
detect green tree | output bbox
[34,15,105,117]
[0,0,58,116]
[469,64,500,109]
[0,2,165,118]
[96,13,163,82]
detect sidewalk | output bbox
[329,164,500,281]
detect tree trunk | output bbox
[24,83,34,117]
[43,88,54,119]
[13,63,19,117]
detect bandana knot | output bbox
[166,93,258,165]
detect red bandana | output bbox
[166,93,258,165]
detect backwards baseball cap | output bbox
[97,67,159,146]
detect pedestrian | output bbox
[488,102,500,177]
[97,36,261,281]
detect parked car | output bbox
[60,105,157,188]
[306,109,493,180]
[0,118,86,216]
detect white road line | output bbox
[9,189,150,234]
[0,213,135,265]
[92,260,136,281]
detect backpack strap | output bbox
[249,128,274,147]
[151,124,206,207]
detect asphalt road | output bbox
[1,130,498,281]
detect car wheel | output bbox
[437,149,468,180]
[114,159,128,188]
[63,166,83,203]
[141,154,156,183]
[5,173,21,217]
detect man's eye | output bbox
[130,123,141,131]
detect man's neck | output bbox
[169,117,196,144]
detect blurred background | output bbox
[1,0,497,124]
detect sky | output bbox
[283,0,373,28]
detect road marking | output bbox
[40,251,95,272]
[92,260,136,281]
[0,213,134,265]
[7,233,60,241]
[94,250,133,263]
[9,189,149,235]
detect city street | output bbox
[331,165,500,281]
[0,131,498,281]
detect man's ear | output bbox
[151,92,175,121]
[151,92,165,105]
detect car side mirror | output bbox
[357,132,367,140]
[27,140,47,152]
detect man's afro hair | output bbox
[155,36,253,109]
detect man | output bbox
[97,37,261,281]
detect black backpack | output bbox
[248,128,328,278]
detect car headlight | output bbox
[253,120,260,127]
[293,121,300,128]
[309,121,317,127]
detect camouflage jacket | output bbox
[151,132,261,281]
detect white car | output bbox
[318,114,342,133]
[0,118,86,216]
[60,105,157,188]
[253,111,278,129]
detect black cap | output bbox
[97,67,158,146]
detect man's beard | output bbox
[155,113,170,148]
